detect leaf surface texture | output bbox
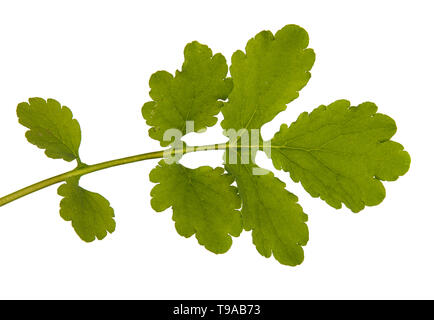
[58,178,116,242]
[149,161,242,253]
[221,24,315,131]
[142,41,232,146]
[225,163,308,266]
[271,100,411,212]
[17,98,81,161]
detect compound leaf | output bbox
[58,177,116,242]
[221,24,315,132]
[17,97,81,162]
[271,100,411,212]
[225,162,308,266]
[142,41,233,146]
[149,161,242,254]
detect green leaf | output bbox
[270,100,411,212]
[221,24,315,132]
[225,162,308,266]
[149,161,242,254]
[142,41,233,147]
[58,177,116,242]
[17,97,81,162]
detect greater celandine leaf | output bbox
[149,161,242,254]
[58,177,116,242]
[142,41,233,146]
[17,97,81,162]
[10,25,410,267]
[270,100,411,212]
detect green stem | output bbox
[0,143,228,207]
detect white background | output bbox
[0,0,432,299]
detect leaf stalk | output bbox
[0,143,230,207]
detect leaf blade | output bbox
[270,100,411,212]
[221,24,315,131]
[149,161,242,254]
[17,97,81,162]
[58,178,116,242]
[142,41,232,146]
[225,162,308,266]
